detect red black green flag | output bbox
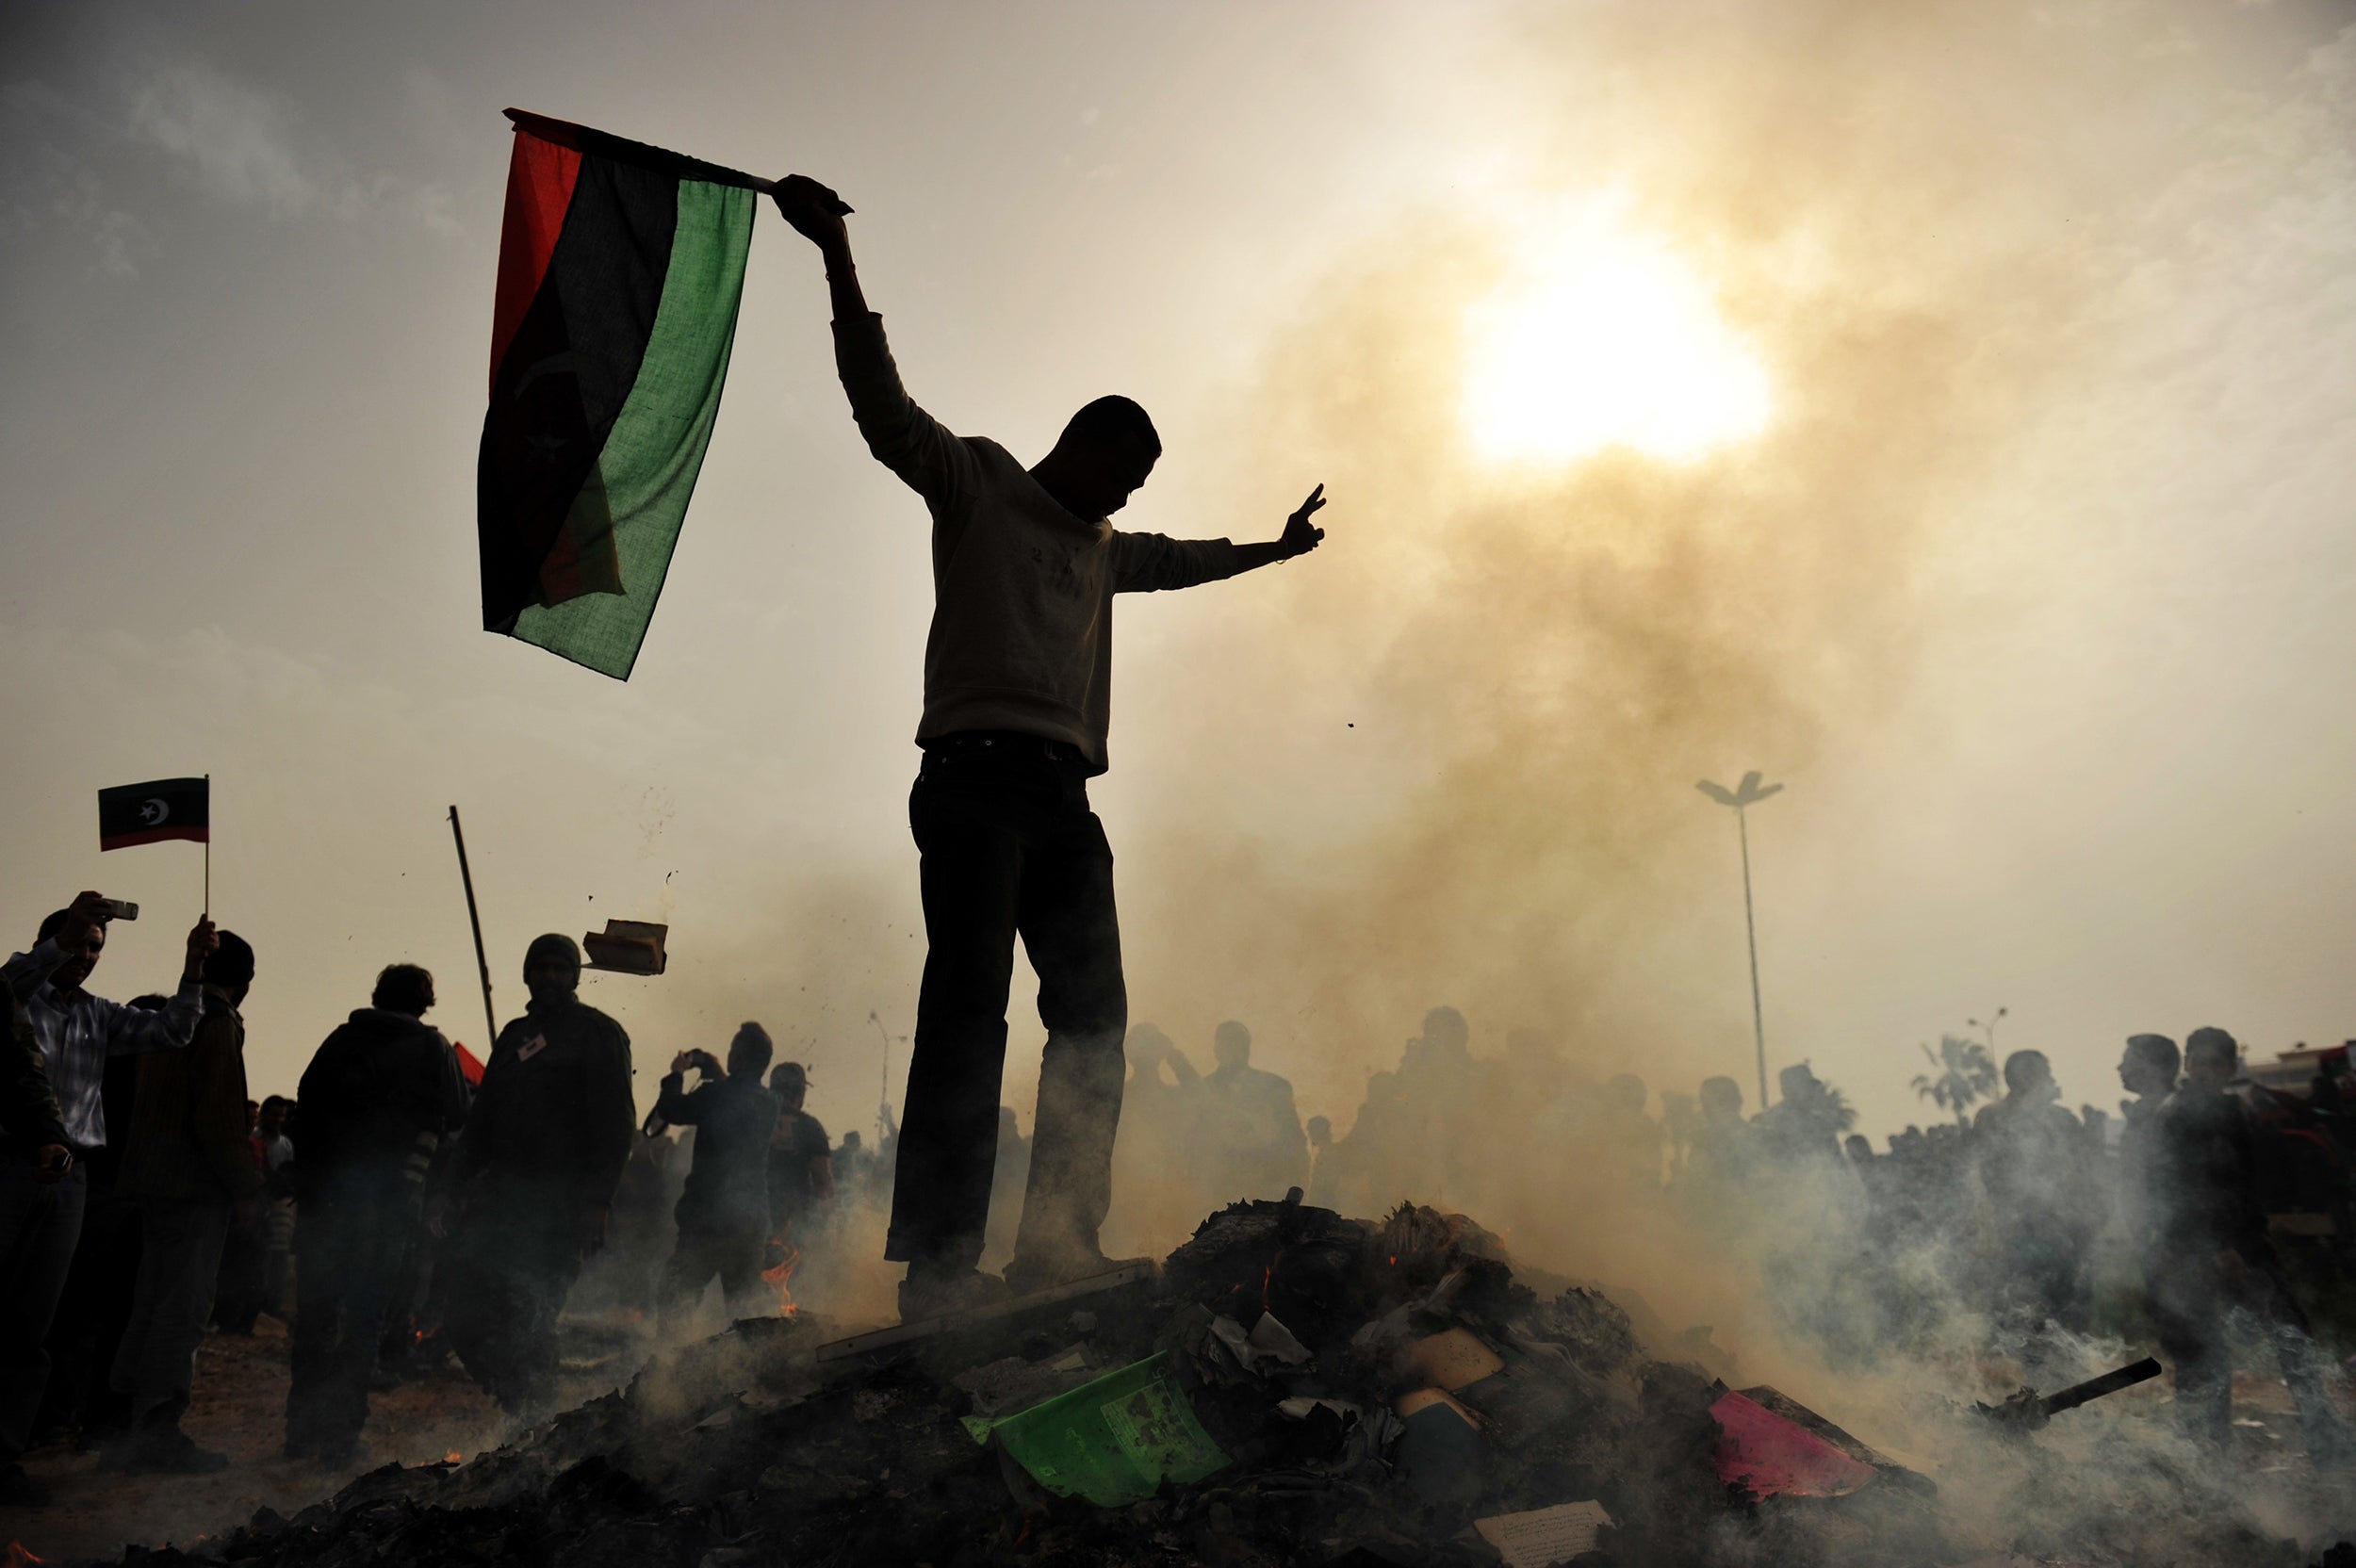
[99,777,209,851]
[478,109,759,679]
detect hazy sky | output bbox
[5,0,2354,1168]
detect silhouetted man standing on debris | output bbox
[286,963,468,1464]
[771,172,1331,1318]
[437,936,634,1415]
[2148,1026,2348,1459]
[655,1023,779,1328]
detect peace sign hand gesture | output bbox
[1280,484,1328,560]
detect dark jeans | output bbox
[213,1200,268,1332]
[0,1157,86,1458]
[660,1228,765,1330]
[2149,1237,2348,1457]
[437,1196,583,1413]
[37,1183,141,1438]
[111,1196,232,1429]
[887,738,1127,1274]
[286,1176,412,1452]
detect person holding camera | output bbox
[0,891,215,1505]
[653,1024,780,1331]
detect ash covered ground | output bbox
[24,1199,2356,1568]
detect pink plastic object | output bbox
[1710,1389,1877,1498]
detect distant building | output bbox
[2246,1045,2344,1097]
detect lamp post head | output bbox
[1697,774,1784,808]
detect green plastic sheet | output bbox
[963,1352,1229,1507]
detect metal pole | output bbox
[1738,806,1768,1109]
[448,806,499,1051]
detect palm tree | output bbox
[1912,1034,1999,1126]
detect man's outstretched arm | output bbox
[1232,484,1327,573]
[1114,485,1329,594]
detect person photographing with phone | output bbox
[652,1024,780,1330]
[0,890,217,1502]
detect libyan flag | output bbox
[478,108,759,679]
[99,776,209,851]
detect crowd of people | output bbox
[0,895,881,1508]
[1115,1004,2356,1467]
[7,887,2353,1510]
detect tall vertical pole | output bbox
[1738,806,1768,1110]
[448,807,499,1052]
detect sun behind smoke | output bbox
[1460,202,1773,466]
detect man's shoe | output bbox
[78,1391,131,1449]
[0,1462,52,1509]
[897,1267,1009,1323]
[1004,1249,1153,1298]
[123,1429,231,1476]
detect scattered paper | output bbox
[1275,1396,1359,1421]
[1248,1312,1312,1365]
[1209,1312,1314,1374]
[1473,1500,1612,1568]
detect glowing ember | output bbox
[1261,1247,1285,1314]
[444,1450,465,1464]
[761,1240,800,1315]
[8,1542,49,1567]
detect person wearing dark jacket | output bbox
[435,936,633,1414]
[284,964,467,1463]
[766,1060,833,1239]
[106,932,261,1475]
[2148,1026,2349,1460]
[655,1023,777,1329]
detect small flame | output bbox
[9,1543,49,1568]
[761,1240,801,1316]
[1261,1247,1285,1314]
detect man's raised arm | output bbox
[770,173,978,515]
[770,174,869,324]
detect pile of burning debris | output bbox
[76,1199,2347,1568]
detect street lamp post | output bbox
[1697,772,1784,1110]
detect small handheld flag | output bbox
[98,777,209,852]
[478,107,773,680]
